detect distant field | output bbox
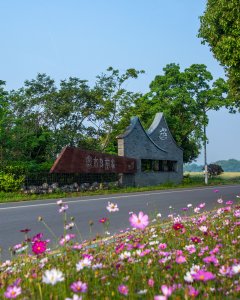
[184,172,240,178]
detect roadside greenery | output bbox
[0,173,240,204]
[0,193,239,299]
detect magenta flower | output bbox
[192,270,215,281]
[99,217,108,224]
[70,281,88,293]
[172,223,184,231]
[129,211,149,230]
[32,240,47,255]
[191,236,201,243]
[32,232,44,243]
[118,284,129,295]
[214,189,219,193]
[4,285,22,298]
[115,243,125,253]
[226,200,233,205]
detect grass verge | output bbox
[0,174,240,204]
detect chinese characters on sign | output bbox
[50,147,136,174]
[86,155,116,171]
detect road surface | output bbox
[0,185,240,260]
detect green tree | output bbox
[198,0,240,104]
[130,63,227,164]
[8,74,98,159]
[0,80,11,164]
[91,67,144,152]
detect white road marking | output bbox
[0,185,239,211]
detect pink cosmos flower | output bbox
[184,244,196,254]
[226,200,233,205]
[32,240,47,255]
[70,281,88,293]
[4,285,22,299]
[148,278,154,287]
[59,234,75,245]
[192,270,215,281]
[203,256,219,266]
[188,286,199,297]
[154,296,167,300]
[176,255,187,264]
[197,215,207,224]
[199,203,206,208]
[118,284,129,295]
[59,204,68,213]
[234,210,240,218]
[219,265,231,276]
[161,285,173,297]
[214,189,219,193]
[158,243,167,250]
[129,211,149,230]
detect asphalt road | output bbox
[0,185,240,261]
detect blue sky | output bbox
[1,0,239,164]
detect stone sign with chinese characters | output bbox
[50,147,136,174]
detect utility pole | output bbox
[203,120,208,185]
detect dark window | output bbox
[141,159,152,172]
[141,159,177,172]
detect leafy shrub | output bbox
[207,164,224,177]
[0,160,53,175]
[0,172,25,192]
[182,174,192,184]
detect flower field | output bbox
[0,195,240,299]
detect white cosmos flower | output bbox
[119,251,131,260]
[92,263,103,269]
[76,258,92,271]
[42,269,64,285]
[194,207,200,213]
[106,201,119,212]
[199,225,208,232]
[232,264,240,274]
[190,264,201,274]
[184,271,194,283]
[137,289,147,294]
[65,295,82,300]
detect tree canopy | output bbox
[198,0,240,106]
[128,63,227,163]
